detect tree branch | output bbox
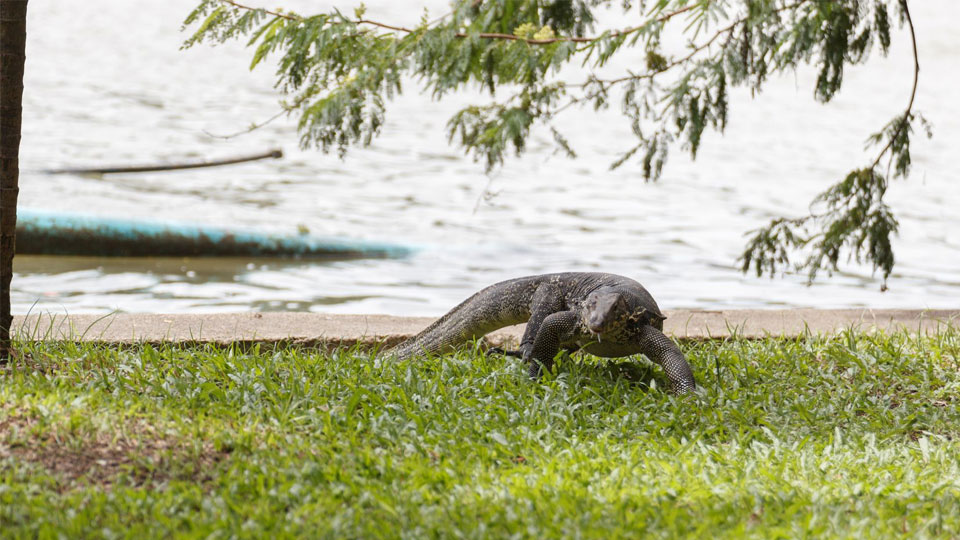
[214,0,702,45]
[202,107,290,139]
[551,1,804,119]
[578,0,813,90]
[219,0,297,21]
[869,0,919,172]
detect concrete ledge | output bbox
[10,309,960,349]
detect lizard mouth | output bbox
[586,322,606,335]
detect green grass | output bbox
[1,329,959,538]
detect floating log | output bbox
[15,210,413,260]
[42,149,283,175]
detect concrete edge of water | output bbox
[10,309,960,350]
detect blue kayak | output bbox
[16,210,413,260]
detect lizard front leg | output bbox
[526,310,580,378]
[636,325,696,394]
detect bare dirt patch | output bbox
[0,413,231,490]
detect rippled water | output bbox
[14,0,960,315]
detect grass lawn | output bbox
[1,329,959,538]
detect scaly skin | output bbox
[387,273,696,394]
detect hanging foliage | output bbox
[184,0,926,287]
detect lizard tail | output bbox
[386,278,535,361]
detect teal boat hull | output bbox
[15,210,413,260]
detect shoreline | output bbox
[10,309,959,349]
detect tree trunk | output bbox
[0,0,27,360]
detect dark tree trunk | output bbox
[0,0,27,360]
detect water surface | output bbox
[15,0,960,315]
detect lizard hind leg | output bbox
[519,282,564,351]
[486,347,523,358]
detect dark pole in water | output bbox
[0,0,28,360]
[43,148,283,175]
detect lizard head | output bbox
[582,290,630,335]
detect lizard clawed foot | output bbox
[487,347,555,379]
[486,347,524,358]
[527,358,555,379]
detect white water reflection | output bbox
[14,0,960,315]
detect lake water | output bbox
[13,0,960,316]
